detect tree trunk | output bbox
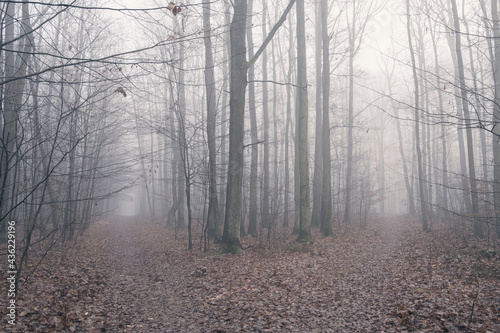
[311,0,323,229]
[222,0,248,254]
[247,0,258,237]
[491,0,500,238]
[0,2,32,239]
[343,22,355,226]
[406,0,429,231]
[202,0,221,241]
[430,28,449,214]
[295,0,312,243]
[450,0,484,238]
[320,0,333,236]
[284,14,294,229]
[219,0,231,222]
[261,2,270,230]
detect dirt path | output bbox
[99,217,203,332]
[9,215,498,332]
[95,216,410,332]
[86,215,498,332]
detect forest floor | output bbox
[2,215,500,332]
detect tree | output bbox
[261,1,271,231]
[0,2,33,241]
[221,0,296,253]
[295,0,312,243]
[247,0,258,237]
[491,0,500,238]
[406,0,429,231]
[320,0,333,236]
[343,0,376,225]
[221,0,249,254]
[450,0,484,238]
[202,0,221,242]
[311,0,323,229]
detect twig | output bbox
[468,272,480,324]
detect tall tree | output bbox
[222,0,296,253]
[320,0,333,236]
[202,0,221,241]
[450,0,484,238]
[246,0,258,237]
[406,0,429,231]
[311,0,323,228]
[343,0,375,224]
[491,0,500,238]
[283,13,295,229]
[295,0,312,242]
[429,22,449,215]
[261,2,271,232]
[1,2,33,240]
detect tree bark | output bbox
[295,0,312,243]
[311,0,323,229]
[450,0,484,238]
[222,0,248,254]
[246,0,258,237]
[1,2,32,239]
[202,0,221,241]
[491,0,500,238]
[320,0,333,236]
[261,2,270,230]
[406,0,429,231]
[284,15,294,229]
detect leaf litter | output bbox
[2,215,499,332]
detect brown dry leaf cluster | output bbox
[2,216,499,332]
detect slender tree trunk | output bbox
[450,0,483,238]
[320,0,333,236]
[491,0,500,238]
[261,2,270,230]
[465,16,490,213]
[167,83,178,227]
[394,105,415,214]
[444,9,472,214]
[1,2,32,239]
[272,35,279,228]
[343,34,355,225]
[176,32,186,230]
[430,29,449,214]
[247,0,258,237]
[219,0,231,221]
[284,15,294,229]
[311,0,323,229]
[202,0,221,241]
[296,0,312,243]
[416,25,432,219]
[406,0,429,231]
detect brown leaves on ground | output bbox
[2,215,499,332]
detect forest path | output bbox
[96,215,412,332]
[91,215,498,332]
[99,216,204,332]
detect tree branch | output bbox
[247,0,296,68]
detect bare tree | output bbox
[320,0,333,236]
[406,0,429,231]
[221,0,296,253]
[295,0,312,242]
[491,0,500,238]
[202,0,221,241]
[450,0,484,238]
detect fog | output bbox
[1,0,499,261]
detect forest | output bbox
[1,0,499,331]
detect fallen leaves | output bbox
[2,215,499,332]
